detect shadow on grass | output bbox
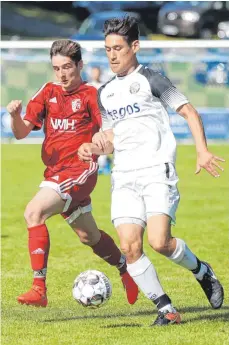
[102,323,142,328]
[100,311,229,328]
[42,305,229,323]
[179,305,229,313]
[1,235,9,238]
[181,311,229,324]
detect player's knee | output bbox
[120,241,142,261]
[24,204,46,227]
[75,228,100,247]
[149,239,170,255]
[79,234,96,246]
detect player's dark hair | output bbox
[103,15,139,45]
[50,39,82,64]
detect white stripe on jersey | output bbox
[59,178,73,188]
[160,87,188,111]
[31,82,62,101]
[76,162,97,185]
[59,162,98,192]
[31,83,48,100]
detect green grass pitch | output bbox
[1,144,229,345]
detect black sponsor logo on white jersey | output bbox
[107,93,114,98]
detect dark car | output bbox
[70,11,151,40]
[158,1,229,38]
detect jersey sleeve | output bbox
[24,83,47,130]
[146,69,189,111]
[87,86,101,131]
[97,86,113,131]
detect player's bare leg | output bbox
[147,214,224,310]
[17,187,65,307]
[116,222,181,326]
[70,212,139,305]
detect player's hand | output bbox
[78,143,93,162]
[92,131,109,150]
[7,100,22,118]
[195,150,225,177]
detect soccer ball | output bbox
[72,270,112,308]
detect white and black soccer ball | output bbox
[72,270,112,308]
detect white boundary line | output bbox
[1,138,228,145]
[1,40,229,49]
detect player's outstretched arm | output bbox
[92,129,114,151]
[7,100,34,139]
[78,141,113,162]
[177,103,225,177]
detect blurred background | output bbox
[1,0,229,173]
[2,1,229,40]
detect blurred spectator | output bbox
[89,66,112,175]
[89,66,103,88]
[97,155,112,175]
[9,34,20,55]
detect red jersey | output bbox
[24,82,101,178]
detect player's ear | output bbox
[132,40,140,54]
[78,60,83,70]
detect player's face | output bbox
[105,34,139,76]
[52,55,83,91]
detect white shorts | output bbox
[111,163,180,227]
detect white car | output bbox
[217,21,229,39]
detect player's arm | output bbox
[78,129,114,161]
[150,71,225,177]
[89,85,114,152]
[7,100,34,139]
[177,103,225,177]
[78,140,113,162]
[79,87,114,161]
[92,129,114,152]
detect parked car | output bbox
[72,1,167,32]
[70,10,167,85]
[158,1,229,38]
[71,11,151,40]
[217,21,229,39]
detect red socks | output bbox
[28,224,50,290]
[92,230,127,275]
[27,227,125,290]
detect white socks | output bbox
[193,263,208,280]
[169,238,207,279]
[159,304,177,314]
[127,253,165,302]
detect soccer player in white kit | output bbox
[78,16,225,326]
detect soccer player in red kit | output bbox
[7,39,138,307]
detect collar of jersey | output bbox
[116,64,142,80]
[62,81,87,96]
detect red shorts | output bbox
[39,162,98,224]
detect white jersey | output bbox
[98,64,189,171]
